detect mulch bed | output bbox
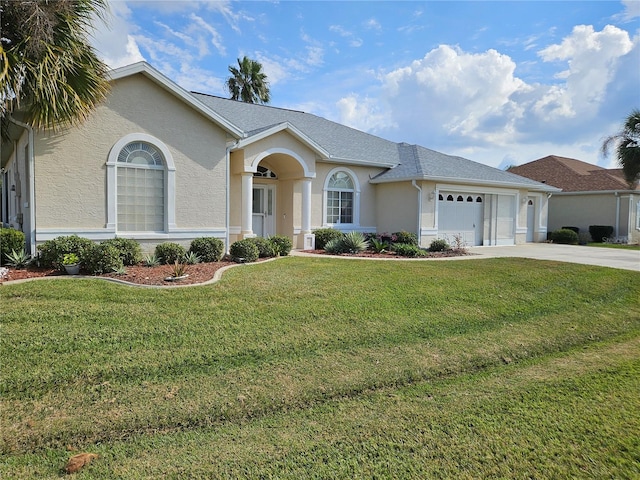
[1,249,470,286]
[301,249,469,258]
[0,261,237,286]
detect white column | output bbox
[241,172,253,235]
[301,178,312,234]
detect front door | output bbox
[252,185,275,238]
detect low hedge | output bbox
[313,228,343,250]
[550,229,579,245]
[189,237,225,262]
[37,235,94,269]
[589,225,614,243]
[229,239,259,263]
[1,228,25,263]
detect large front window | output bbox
[326,170,355,224]
[117,142,165,231]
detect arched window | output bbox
[476,197,482,203]
[117,142,165,231]
[467,196,473,202]
[324,169,359,225]
[528,199,534,206]
[457,195,464,202]
[447,195,454,201]
[438,194,444,201]
[107,133,176,233]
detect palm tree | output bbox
[601,109,640,187]
[226,56,270,104]
[1,0,110,137]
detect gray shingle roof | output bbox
[192,93,554,191]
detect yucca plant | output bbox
[182,251,201,265]
[4,249,32,269]
[143,253,161,267]
[341,231,369,254]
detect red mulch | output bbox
[1,250,469,286]
[0,261,237,286]
[301,249,468,258]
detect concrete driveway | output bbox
[466,244,640,272]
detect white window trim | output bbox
[106,133,176,231]
[322,167,360,228]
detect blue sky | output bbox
[92,1,640,169]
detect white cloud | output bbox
[335,24,637,168]
[364,18,381,31]
[336,95,394,133]
[621,0,640,20]
[188,13,226,56]
[92,1,145,68]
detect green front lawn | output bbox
[1,257,639,478]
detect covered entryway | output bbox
[438,193,484,246]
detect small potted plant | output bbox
[62,253,81,275]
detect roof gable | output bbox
[509,155,638,191]
[109,62,244,138]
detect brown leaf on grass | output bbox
[64,453,98,474]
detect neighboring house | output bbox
[509,155,640,244]
[1,62,557,256]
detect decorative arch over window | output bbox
[323,168,360,226]
[106,133,176,232]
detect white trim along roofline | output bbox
[233,122,330,158]
[108,62,245,139]
[552,189,639,196]
[370,173,560,192]
[326,155,397,168]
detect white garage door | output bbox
[439,193,484,246]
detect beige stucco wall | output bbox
[34,73,228,233]
[549,192,639,243]
[376,181,419,236]
[312,162,384,231]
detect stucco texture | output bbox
[34,74,228,231]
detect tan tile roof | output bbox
[508,155,639,191]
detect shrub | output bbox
[370,238,390,253]
[393,230,418,246]
[550,229,579,245]
[324,237,345,254]
[561,226,580,234]
[182,251,201,265]
[5,249,31,268]
[394,243,427,257]
[269,235,293,256]
[245,237,276,258]
[143,253,160,267]
[341,231,369,254]
[189,237,225,262]
[1,228,25,264]
[428,239,450,252]
[230,239,259,262]
[313,228,343,250]
[101,238,142,266]
[155,242,187,265]
[81,242,123,274]
[37,235,94,269]
[589,225,614,243]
